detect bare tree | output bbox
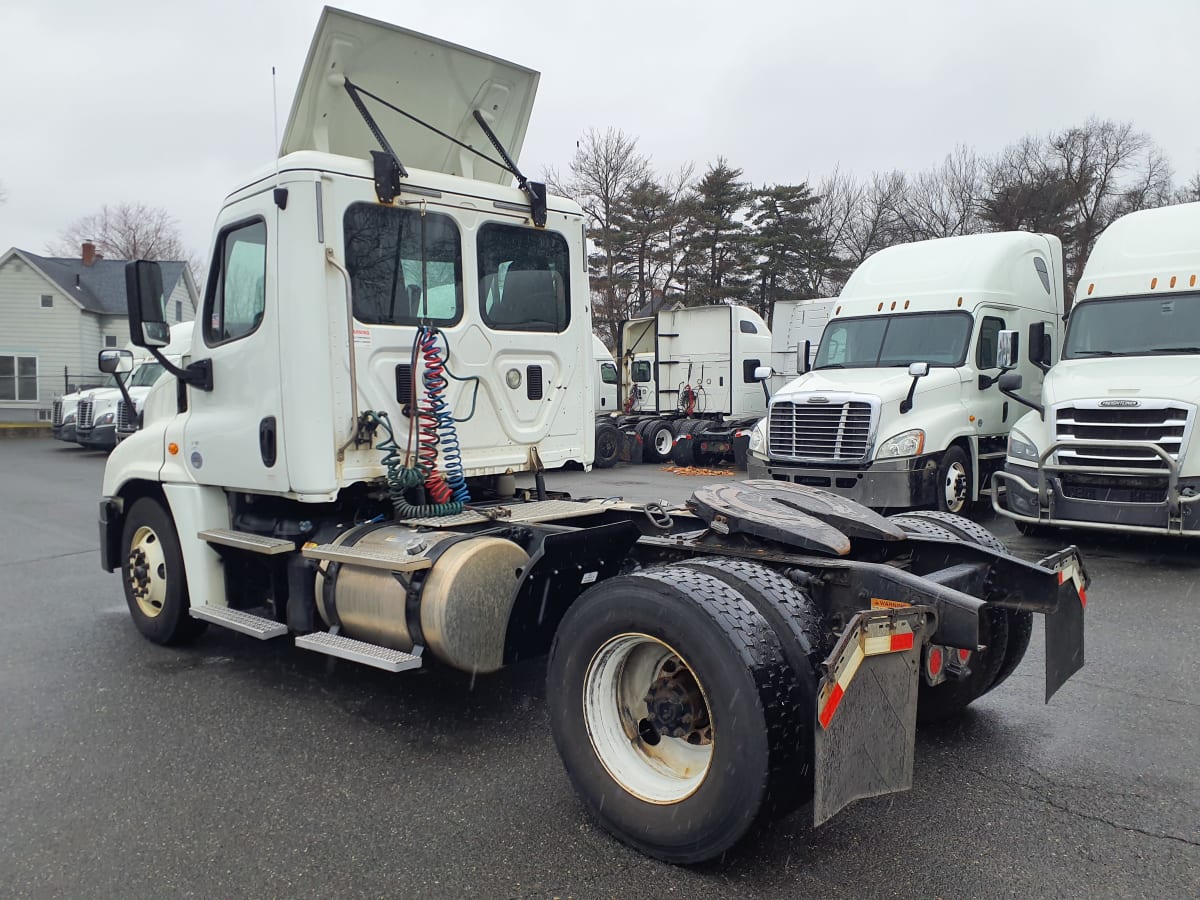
[1177,172,1200,204]
[1050,118,1172,288]
[49,202,191,262]
[548,129,650,344]
[894,145,984,241]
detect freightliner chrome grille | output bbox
[768,396,876,462]
[76,399,94,433]
[1054,401,1194,470]
[116,400,136,433]
[52,400,63,427]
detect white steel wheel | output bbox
[652,424,675,458]
[128,524,168,619]
[583,633,714,804]
[936,445,972,514]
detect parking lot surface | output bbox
[1,439,1197,898]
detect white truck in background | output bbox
[591,335,621,468]
[94,5,1087,866]
[614,304,771,465]
[767,297,835,392]
[747,232,1065,513]
[994,201,1200,535]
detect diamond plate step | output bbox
[302,543,433,572]
[398,498,610,527]
[190,605,287,639]
[295,632,423,672]
[199,529,296,555]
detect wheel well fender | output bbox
[100,479,168,572]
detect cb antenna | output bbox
[272,66,287,209]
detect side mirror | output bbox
[753,365,772,381]
[799,339,812,374]
[1027,322,1046,367]
[908,361,930,378]
[98,349,134,374]
[998,372,1023,392]
[997,330,1019,370]
[125,260,169,348]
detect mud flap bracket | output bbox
[813,606,932,826]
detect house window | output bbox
[0,355,38,401]
[176,300,183,322]
[105,335,118,348]
[41,295,53,308]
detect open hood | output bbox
[281,7,540,186]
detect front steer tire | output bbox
[120,498,206,645]
[546,566,807,864]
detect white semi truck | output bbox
[615,304,772,465]
[768,297,835,392]
[747,232,1065,513]
[97,7,1087,864]
[993,201,1200,536]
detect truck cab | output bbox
[995,201,1200,535]
[591,335,618,414]
[747,232,1064,512]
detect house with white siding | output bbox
[0,242,199,422]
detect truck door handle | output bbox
[259,416,277,467]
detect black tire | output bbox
[641,418,676,463]
[887,514,960,541]
[678,558,827,809]
[935,444,973,515]
[898,510,1033,692]
[546,566,806,864]
[594,422,621,469]
[120,497,206,645]
[670,420,709,467]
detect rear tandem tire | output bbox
[120,497,206,646]
[594,422,621,469]
[546,566,808,864]
[670,419,709,467]
[887,511,1016,723]
[641,418,676,463]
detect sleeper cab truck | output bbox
[95,7,1088,866]
[592,335,622,468]
[994,201,1200,535]
[747,232,1064,514]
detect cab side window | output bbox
[204,219,267,346]
[976,315,1006,369]
[600,362,618,385]
[631,360,652,382]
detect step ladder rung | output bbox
[199,529,296,555]
[295,632,422,672]
[190,605,287,639]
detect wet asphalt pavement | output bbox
[1,439,1197,898]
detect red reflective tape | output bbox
[890,632,914,652]
[819,683,844,730]
[1058,570,1066,584]
[1079,588,1087,609]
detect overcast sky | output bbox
[2,0,1198,266]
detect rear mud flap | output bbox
[1039,547,1088,701]
[813,607,932,827]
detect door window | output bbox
[600,362,618,384]
[204,219,267,346]
[976,315,1007,369]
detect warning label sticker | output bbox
[871,598,912,609]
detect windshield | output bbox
[129,363,166,387]
[814,311,973,369]
[1064,292,1200,359]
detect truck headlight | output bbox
[96,412,114,426]
[747,418,766,455]
[878,429,925,459]
[1007,431,1040,464]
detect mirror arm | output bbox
[148,348,213,392]
[1000,384,1044,418]
[899,375,921,414]
[112,371,137,416]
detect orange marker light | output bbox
[890,301,896,310]
[969,415,976,422]
[168,442,179,456]
[904,300,910,309]
[1087,283,1095,295]
[1191,275,1197,287]
[956,297,963,307]
[1170,275,1177,288]
[835,305,842,315]
[1151,277,1158,289]
[877,302,883,311]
